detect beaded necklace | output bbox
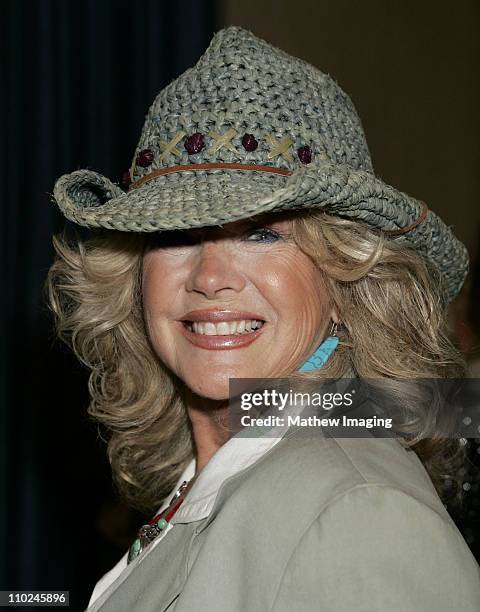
[127,478,193,564]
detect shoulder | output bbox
[271,483,480,611]
[218,432,462,566]
[238,431,450,523]
[216,432,480,610]
[207,433,480,611]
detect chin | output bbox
[186,380,230,401]
[183,369,248,401]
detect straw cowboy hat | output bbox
[53,26,468,303]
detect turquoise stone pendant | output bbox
[128,538,142,563]
[298,335,339,373]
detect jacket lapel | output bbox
[95,433,298,611]
[96,521,199,612]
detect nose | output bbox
[185,240,246,299]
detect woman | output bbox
[47,26,480,611]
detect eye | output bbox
[244,227,283,243]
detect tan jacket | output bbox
[91,431,480,611]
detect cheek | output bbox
[141,257,181,366]
[142,261,159,321]
[141,254,174,330]
[267,252,327,320]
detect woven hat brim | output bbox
[53,158,468,303]
[53,168,293,232]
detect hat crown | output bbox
[130,26,374,181]
[53,26,469,303]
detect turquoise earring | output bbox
[298,322,340,373]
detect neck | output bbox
[183,388,231,475]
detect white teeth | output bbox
[204,322,216,335]
[216,322,231,335]
[190,319,264,335]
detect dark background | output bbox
[2,1,214,609]
[2,1,479,610]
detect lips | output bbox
[179,309,266,323]
[176,321,265,350]
[176,310,266,350]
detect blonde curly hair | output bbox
[45,210,467,513]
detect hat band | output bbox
[128,162,428,237]
[129,163,293,191]
[382,201,429,236]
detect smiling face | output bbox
[142,212,336,400]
